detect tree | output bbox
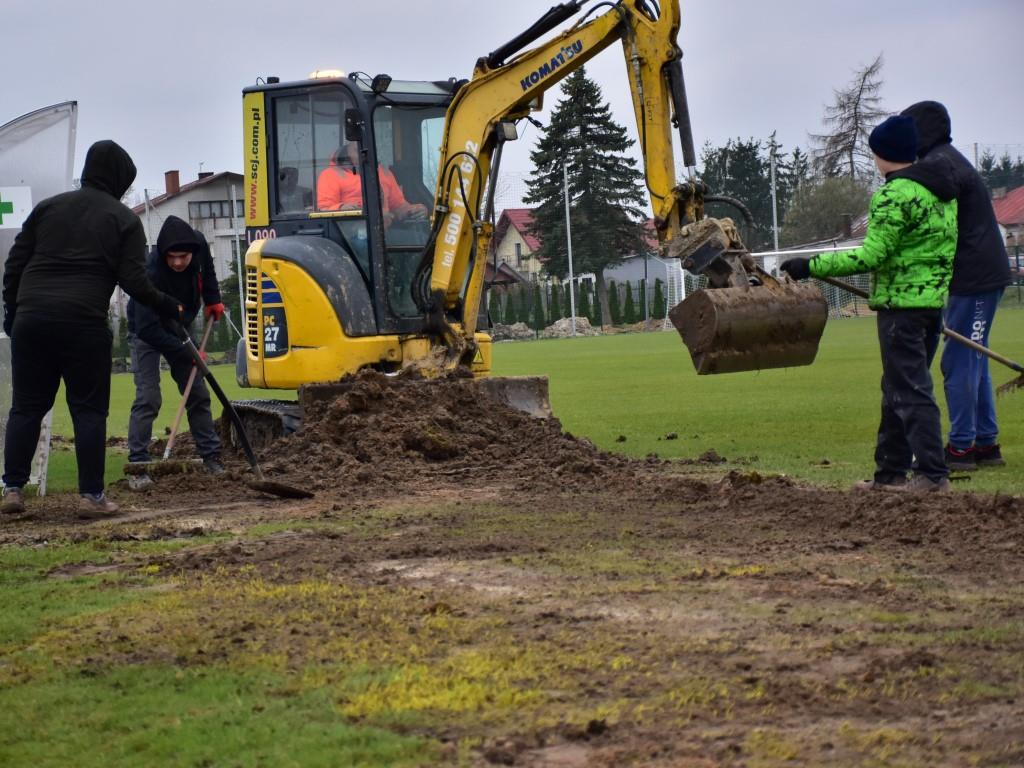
[608,280,622,325]
[700,137,774,249]
[979,151,1024,193]
[577,282,591,321]
[524,68,648,327]
[651,279,666,320]
[503,288,519,325]
[811,54,886,179]
[518,286,532,326]
[548,282,562,324]
[622,280,637,325]
[780,176,874,246]
[487,289,501,326]
[531,283,545,332]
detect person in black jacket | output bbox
[901,101,1013,471]
[126,216,226,490]
[1,140,183,518]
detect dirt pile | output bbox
[261,370,645,497]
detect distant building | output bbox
[131,170,245,281]
[993,186,1024,258]
[491,208,543,282]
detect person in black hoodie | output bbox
[901,101,1013,471]
[1,140,183,518]
[126,216,225,490]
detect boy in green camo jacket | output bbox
[781,115,958,493]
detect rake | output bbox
[818,276,1024,395]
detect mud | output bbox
[2,370,1023,766]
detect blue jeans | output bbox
[941,289,1004,450]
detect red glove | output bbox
[204,302,225,321]
[192,349,209,366]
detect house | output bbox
[491,208,544,282]
[130,170,245,281]
[993,186,1024,264]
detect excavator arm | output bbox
[416,0,704,366]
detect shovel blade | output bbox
[670,282,828,374]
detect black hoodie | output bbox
[901,101,1011,296]
[127,216,222,357]
[3,140,180,329]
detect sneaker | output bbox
[974,444,1006,467]
[880,474,951,494]
[78,493,120,519]
[1,486,25,515]
[128,473,154,491]
[852,476,907,491]
[944,444,977,472]
[202,457,226,475]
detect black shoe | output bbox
[945,444,977,472]
[974,443,1006,467]
[880,474,951,494]
[203,458,226,475]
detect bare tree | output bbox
[811,54,886,179]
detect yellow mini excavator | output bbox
[232,0,828,437]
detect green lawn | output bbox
[491,308,1024,494]
[41,308,1024,495]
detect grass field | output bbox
[41,306,1024,496]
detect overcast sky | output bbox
[4,0,1021,203]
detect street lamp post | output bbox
[562,159,577,337]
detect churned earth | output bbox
[2,371,1023,766]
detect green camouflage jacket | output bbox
[809,170,958,310]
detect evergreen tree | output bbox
[531,283,545,332]
[622,280,637,325]
[487,289,501,327]
[502,288,518,325]
[524,68,648,327]
[811,54,886,179]
[586,282,600,326]
[113,310,129,359]
[639,278,648,322]
[518,286,532,326]
[652,279,666,320]
[700,137,773,249]
[979,151,1024,193]
[577,283,591,322]
[608,280,622,325]
[548,282,562,324]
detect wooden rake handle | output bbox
[818,276,1024,375]
[161,317,216,461]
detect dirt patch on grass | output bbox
[3,372,1024,765]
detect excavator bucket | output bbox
[669,280,828,374]
[666,217,829,375]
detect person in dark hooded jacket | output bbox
[901,101,1012,471]
[1,140,183,518]
[126,216,225,489]
[781,116,958,493]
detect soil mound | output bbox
[264,370,643,497]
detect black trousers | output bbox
[3,317,112,494]
[874,309,948,482]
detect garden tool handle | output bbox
[819,276,1024,374]
[173,322,266,481]
[162,317,216,461]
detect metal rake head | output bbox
[995,373,1024,397]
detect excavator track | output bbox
[224,399,302,453]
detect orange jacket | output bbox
[316,162,410,213]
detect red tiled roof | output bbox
[496,207,658,254]
[993,186,1024,227]
[495,208,541,252]
[130,171,242,214]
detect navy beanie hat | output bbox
[869,115,919,163]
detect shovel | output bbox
[161,316,216,462]
[819,276,1024,395]
[173,324,314,499]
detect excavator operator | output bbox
[316,142,428,226]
